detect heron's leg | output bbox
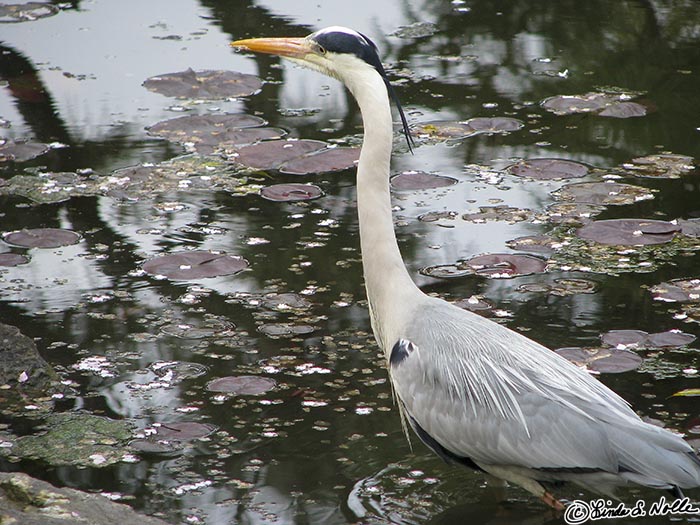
[479,465,565,510]
[541,491,565,511]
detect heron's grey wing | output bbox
[389,335,620,472]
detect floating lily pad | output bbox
[391,21,438,39]
[280,147,360,175]
[600,329,649,348]
[418,210,458,223]
[258,323,315,337]
[0,2,58,23]
[233,139,326,170]
[452,296,494,312]
[422,254,547,279]
[600,329,697,349]
[143,69,262,99]
[507,158,589,180]
[160,319,235,339]
[147,113,284,155]
[2,228,81,248]
[518,278,596,296]
[542,92,646,118]
[207,375,276,395]
[463,206,533,223]
[506,235,559,254]
[553,181,654,205]
[261,292,311,311]
[149,361,208,380]
[260,183,323,202]
[0,253,29,266]
[151,422,216,440]
[142,250,248,280]
[0,139,50,162]
[555,346,643,373]
[621,154,695,179]
[647,330,696,348]
[466,253,547,277]
[390,171,458,191]
[650,279,700,303]
[463,117,523,134]
[413,121,475,141]
[679,219,700,237]
[576,219,680,246]
[545,203,605,226]
[598,101,648,118]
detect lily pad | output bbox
[160,319,235,339]
[647,330,696,348]
[545,202,605,224]
[576,219,680,246]
[599,329,697,349]
[552,182,654,206]
[0,2,58,23]
[390,171,458,191]
[142,250,248,280]
[650,279,700,303]
[261,292,311,311]
[507,158,589,180]
[621,154,695,179]
[151,422,216,440]
[260,183,323,202]
[143,69,262,99]
[679,219,700,237]
[413,121,476,141]
[258,323,315,337]
[466,253,547,277]
[506,235,559,254]
[598,101,648,118]
[2,228,81,248]
[0,253,29,266]
[541,92,646,117]
[418,210,458,223]
[422,254,547,279]
[0,139,50,162]
[463,206,533,223]
[463,116,523,134]
[207,375,276,395]
[555,346,643,373]
[233,139,326,170]
[279,147,360,175]
[147,114,284,155]
[518,278,596,296]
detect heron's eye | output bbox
[317,44,327,55]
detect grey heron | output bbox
[231,27,700,509]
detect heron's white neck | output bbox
[344,67,423,351]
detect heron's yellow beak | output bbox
[230,37,311,59]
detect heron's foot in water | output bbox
[541,491,565,511]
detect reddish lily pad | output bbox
[0,2,58,23]
[507,158,589,180]
[143,69,262,99]
[142,250,248,280]
[233,139,326,170]
[600,329,649,348]
[2,228,80,248]
[207,375,276,395]
[464,117,523,134]
[261,292,312,311]
[466,253,547,277]
[598,101,647,118]
[152,422,217,440]
[390,171,458,191]
[258,323,315,337]
[553,182,654,206]
[576,219,680,246]
[679,219,700,237]
[147,114,284,154]
[0,253,29,266]
[650,279,700,303]
[452,296,493,312]
[260,183,323,202]
[0,139,50,162]
[555,346,642,373]
[420,264,473,279]
[647,330,696,348]
[280,147,360,175]
[621,154,695,179]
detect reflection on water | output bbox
[1,1,699,524]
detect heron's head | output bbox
[232,26,414,151]
[231,26,383,85]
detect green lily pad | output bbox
[143,69,262,99]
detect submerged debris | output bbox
[0,2,58,23]
[619,153,696,179]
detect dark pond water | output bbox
[1,1,700,524]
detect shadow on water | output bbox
[0,0,699,524]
